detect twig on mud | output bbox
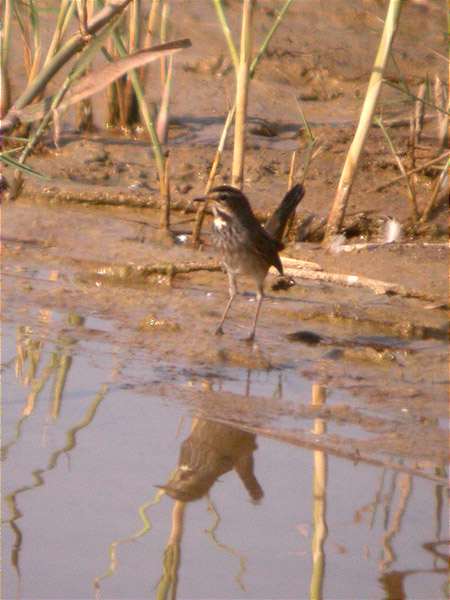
[92,253,444,306]
[322,241,449,253]
[280,256,323,271]
[368,151,449,193]
[274,263,443,305]
[24,187,192,210]
[94,260,222,281]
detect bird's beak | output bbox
[193,190,221,202]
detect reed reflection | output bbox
[309,383,328,600]
[3,312,122,597]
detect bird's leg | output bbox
[246,283,264,342]
[215,271,237,335]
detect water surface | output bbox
[2,314,447,600]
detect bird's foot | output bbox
[215,325,224,336]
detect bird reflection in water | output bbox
[155,418,263,598]
[159,418,263,503]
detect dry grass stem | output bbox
[156,55,173,144]
[419,165,448,223]
[139,0,161,113]
[192,105,236,245]
[284,150,297,239]
[369,150,450,193]
[433,75,448,152]
[159,0,169,86]
[377,117,418,221]
[413,82,426,146]
[122,0,141,126]
[160,153,171,231]
[231,0,254,189]
[325,0,404,240]
[0,0,13,118]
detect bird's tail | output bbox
[264,183,305,243]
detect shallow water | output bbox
[2,311,448,600]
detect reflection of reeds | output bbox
[94,487,166,594]
[22,352,58,418]
[205,495,247,592]
[433,466,446,542]
[50,353,73,420]
[310,384,328,600]
[5,382,110,587]
[379,473,412,571]
[155,500,185,600]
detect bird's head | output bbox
[194,185,253,219]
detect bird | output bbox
[195,183,305,341]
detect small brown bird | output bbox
[195,183,305,340]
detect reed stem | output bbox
[43,0,77,68]
[193,0,295,238]
[0,0,134,134]
[0,0,13,117]
[109,27,166,181]
[231,0,254,189]
[324,0,404,241]
[141,0,160,87]
[192,105,236,245]
[123,0,141,126]
[213,0,239,72]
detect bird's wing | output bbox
[248,224,284,275]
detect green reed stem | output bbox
[0,0,134,134]
[213,0,239,72]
